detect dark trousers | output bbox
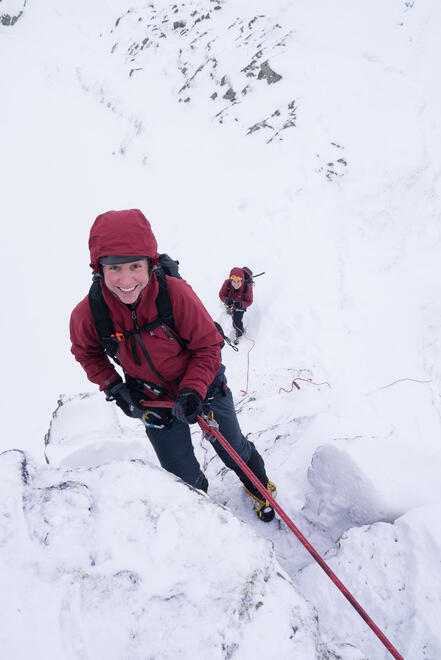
[232,309,245,335]
[145,387,267,492]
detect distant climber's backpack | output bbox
[241,266,254,289]
[88,254,227,377]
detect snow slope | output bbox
[2,0,441,657]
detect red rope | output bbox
[365,377,432,396]
[279,377,332,394]
[226,306,254,395]
[240,336,255,396]
[196,415,405,660]
[145,402,404,656]
[279,375,431,397]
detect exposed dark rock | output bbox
[246,100,296,142]
[1,12,23,26]
[247,119,273,135]
[258,61,282,84]
[223,87,236,102]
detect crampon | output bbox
[243,481,277,522]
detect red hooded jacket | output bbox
[219,267,253,309]
[70,209,222,400]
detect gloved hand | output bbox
[233,301,243,309]
[105,379,146,419]
[172,388,203,424]
[225,298,232,306]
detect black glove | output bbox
[172,388,203,424]
[225,298,232,306]
[233,301,243,309]
[105,380,146,419]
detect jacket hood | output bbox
[229,267,244,280]
[89,209,158,272]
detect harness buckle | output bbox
[111,332,125,342]
[201,410,219,443]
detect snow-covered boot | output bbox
[233,329,242,345]
[239,443,276,522]
[243,481,277,522]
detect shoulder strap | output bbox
[88,276,121,363]
[152,265,175,331]
[152,265,189,349]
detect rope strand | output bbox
[145,399,405,658]
[365,377,432,396]
[279,377,331,394]
[197,414,405,660]
[240,336,255,395]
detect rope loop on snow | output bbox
[278,377,332,394]
[279,375,432,397]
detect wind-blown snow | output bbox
[2,0,441,657]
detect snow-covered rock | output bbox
[297,504,441,659]
[0,447,333,659]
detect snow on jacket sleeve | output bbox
[167,278,222,399]
[70,297,121,391]
[219,280,230,303]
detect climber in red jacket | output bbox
[219,267,253,341]
[70,209,274,509]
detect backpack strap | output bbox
[152,265,188,348]
[88,275,121,364]
[152,265,175,331]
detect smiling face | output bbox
[230,278,242,290]
[102,259,150,304]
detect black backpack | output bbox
[88,254,228,377]
[241,266,254,290]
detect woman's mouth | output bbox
[118,286,137,293]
